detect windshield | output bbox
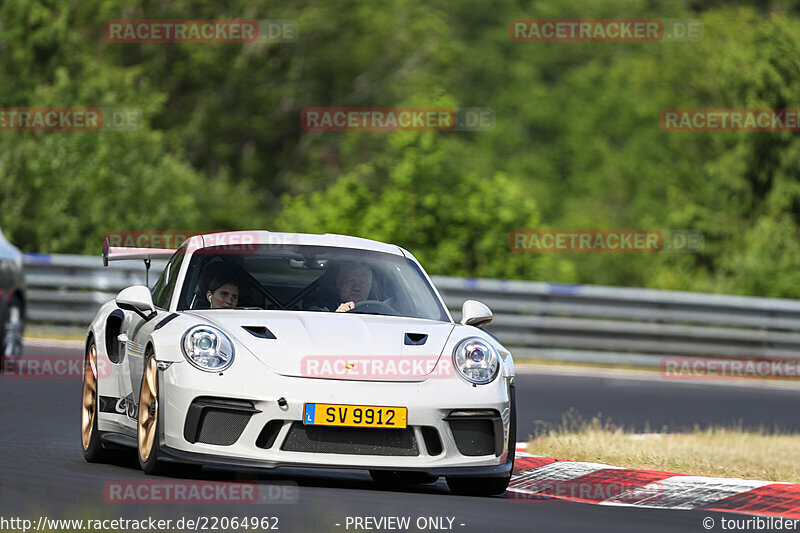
[176,244,449,322]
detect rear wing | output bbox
[102,237,176,267]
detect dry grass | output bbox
[24,331,85,342]
[527,409,800,483]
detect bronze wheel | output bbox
[81,344,98,450]
[81,341,109,463]
[138,353,158,464]
[137,349,167,475]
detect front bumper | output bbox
[157,445,514,478]
[158,356,514,475]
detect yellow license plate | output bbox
[303,403,407,428]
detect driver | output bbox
[334,261,373,312]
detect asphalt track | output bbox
[517,366,800,438]
[1,343,797,533]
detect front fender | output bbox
[148,313,198,363]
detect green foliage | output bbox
[276,130,576,281]
[0,0,261,254]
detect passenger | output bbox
[206,277,240,309]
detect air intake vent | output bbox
[445,409,503,456]
[184,397,260,445]
[196,409,251,446]
[447,419,496,456]
[256,420,285,449]
[404,333,428,345]
[281,423,419,456]
[421,426,443,455]
[242,326,277,339]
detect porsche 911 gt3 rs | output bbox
[81,231,516,496]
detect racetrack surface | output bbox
[517,365,800,438]
[1,343,796,532]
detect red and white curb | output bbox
[510,443,800,519]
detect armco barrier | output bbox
[22,254,800,366]
[23,253,166,325]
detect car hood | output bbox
[185,310,456,380]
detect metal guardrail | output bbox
[22,253,800,365]
[23,253,167,325]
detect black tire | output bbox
[82,341,110,463]
[138,348,167,475]
[369,470,439,486]
[507,385,517,468]
[446,387,516,497]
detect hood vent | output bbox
[242,325,277,339]
[404,332,428,345]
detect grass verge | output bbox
[24,329,85,342]
[528,409,800,483]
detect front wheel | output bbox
[81,341,109,462]
[138,349,167,475]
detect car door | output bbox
[124,249,185,425]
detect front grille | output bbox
[196,408,252,446]
[281,423,419,456]
[448,419,496,456]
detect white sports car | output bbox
[81,231,516,495]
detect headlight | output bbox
[452,337,499,384]
[181,325,234,372]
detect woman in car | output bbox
[206,277,240,309]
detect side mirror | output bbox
[461,300,493,328]
[116,285,157,321]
